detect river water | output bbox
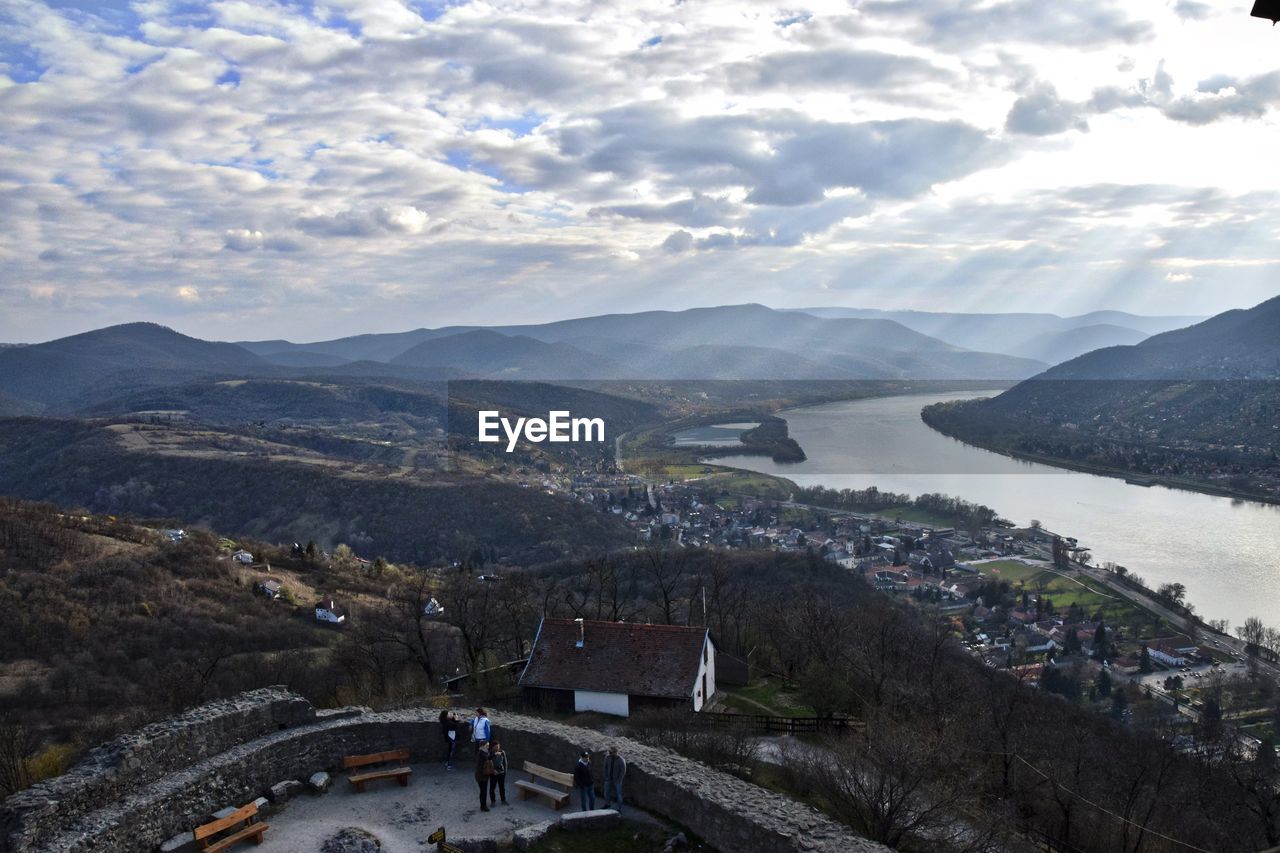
[711,390,1280,629]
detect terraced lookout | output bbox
[0,687,886,853]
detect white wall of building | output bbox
[574,690,630,717]
[693,636,716,712]
[316,608,345,624]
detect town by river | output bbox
[713,389,1280,630]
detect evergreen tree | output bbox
[1112,688,1129,718]
[1201,697,1223,743]
[1139,644,1153,673]
[1257,737,1278,776]
[1092,623,1109,660]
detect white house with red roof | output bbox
[518,618,716,717]
[315,597,347,625]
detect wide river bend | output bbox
[711,389,1280,629]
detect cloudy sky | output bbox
[2,0,1279,342]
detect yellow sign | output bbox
[427,827,445,843]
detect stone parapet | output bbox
[0,690,886,853]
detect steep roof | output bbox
[520,618,709,700]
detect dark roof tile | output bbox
[520,619,708,700]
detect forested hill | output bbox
[0,418,634,566]
[921,294,1280,502]
[0,323,272,411]
[1034,293,1280,380]
[0,499,332,756]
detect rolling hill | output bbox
[245,304,1046,381]
[391,329,624,379]
[1006,323,1149,365]
[922,294,1280,502]
[0,323,273,412]
[792,307,1202,364]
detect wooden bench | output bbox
[514,760,572,810]
[193,802,268,852]
[344,747,413,792]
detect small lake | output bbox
[672,422,760,447]
[713,390,1280,630]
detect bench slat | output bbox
[194,804,258,841]
[343,748,410,769]
[203,822,268,853]
[515,780,569,800]
[521,761,573,788]
[348,766,412,785]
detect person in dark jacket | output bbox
[603,745,626,811]
[573,750,595,811]
[488,741,509,806]
[439,710,459,770]
[474,743,493,811]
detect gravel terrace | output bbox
[257,761,621,852]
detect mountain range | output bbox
[239,303,1047,379]
[0,305,1064,414]
[0,302,1231,417]
[921,294,1280,501]
[792,307,1201,365]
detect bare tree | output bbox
[810,714,977,848]
[642,546,687,624]
[0,723,36,796]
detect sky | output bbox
[2,0,1279,343]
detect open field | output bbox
[976,559,1159,635]
[719,678,816,717]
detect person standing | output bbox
[471,707,492,748]
[474,742,493,812]
[488,741,509,806]
[602,745,626,811]
[439,710,459,770]
[573,750,595,811]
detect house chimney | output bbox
[575,618,585,648]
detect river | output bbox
[711,389,1280,629]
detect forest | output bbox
[3,497,1279,851]
[792,484,1007,531]
[0,418,632,565]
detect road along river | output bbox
[711,389,1280,630]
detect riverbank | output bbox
[920,401,1280,507]
[696,390,1280,629]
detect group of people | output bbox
[573,745,627,812]
[439,707,507,811]
[437,707,628,814]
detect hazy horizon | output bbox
[3,1,1279,341]
[0,300,1221,347]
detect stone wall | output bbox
[0,686,314,852]
[0,689,887,853]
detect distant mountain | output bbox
[250,305,1044,381]
[391,330,624,379]
[257,349,351,368]
[1,308,1050,416]
[922,295,1280,502]
[0,323,272,411]
[238,329,459,363]
[791,307,1203,364]
[1039,295,1280,380]
[1006,323,1148,365]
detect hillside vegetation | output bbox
[5,499,1280,850]
[0,419,633,565]
[923,295,1280,502]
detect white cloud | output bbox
[0,0,1278,341]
